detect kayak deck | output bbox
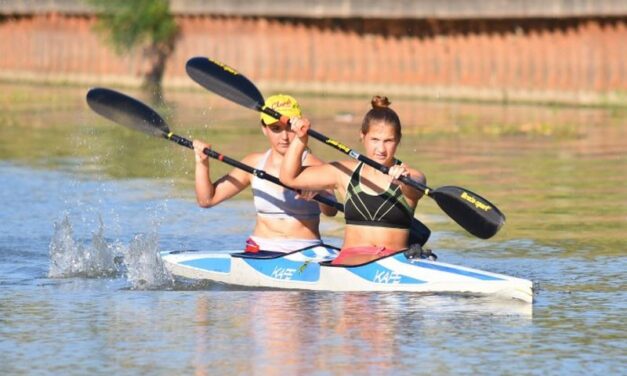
[160,245,533,303]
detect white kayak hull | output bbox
[160,245,533,303]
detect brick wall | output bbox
[0,14,625,104]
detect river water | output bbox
[1,84,625,374]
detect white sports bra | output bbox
[251,149,321,220]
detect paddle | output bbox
[85,87,345,212]
[185,56,505,239]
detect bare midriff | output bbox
[342,224,409,251]
[252,216,321,240]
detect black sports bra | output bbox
[344,162,413,229]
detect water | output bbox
[1,84,626,374]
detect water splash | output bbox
[48,214,174,289]
[121,232,174,290]
[49,215,122,278]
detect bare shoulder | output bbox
[331,159,358,169]
[241,151,266,166]
[330,159,358,177]
[303,151,325,166]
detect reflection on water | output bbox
[184,291,533,375]
[1,83,626,374]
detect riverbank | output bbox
[1,0,625,107]
[1,73,625,109]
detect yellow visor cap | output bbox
[260,94,301,125]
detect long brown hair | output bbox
[360,96,402,140]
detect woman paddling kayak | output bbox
[192,94,337,253]
[280,96,426,265]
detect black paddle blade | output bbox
[86,88,170,137]
[409,218,431,246]
[186,57,265,111]
[431,186,506,239]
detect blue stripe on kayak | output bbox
[394,254,503,281]
[181,257,231,273]
[348,262,426,285]
[299,247,339,260]
[299,249,322,258]
[243,258,320,282]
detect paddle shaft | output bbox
[164,131,342,211]
[258,106,432,195]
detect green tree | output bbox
[88,0,179,104]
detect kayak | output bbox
[160,245,533,303]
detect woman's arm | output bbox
[303,153,338,217]
[193,139,255,208]
[388,163,426,207]
[280,118,338,191]
[318,191,339,217]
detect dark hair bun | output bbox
[371,96,391,109]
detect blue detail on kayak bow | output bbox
[299,246,339,260]
[181,257,231,273]
[394,254,503,281]
[243,258,321,282]
[349,262,426,285]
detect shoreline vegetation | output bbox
[0,74,625,109]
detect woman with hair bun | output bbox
[280,96,426,265]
